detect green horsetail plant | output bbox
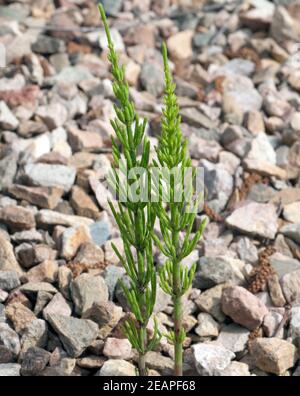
[98,4,161,376]
[152,44,207,376]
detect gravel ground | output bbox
[0,0,300,376]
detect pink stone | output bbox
[221,286,268,330]
[103,337,132,360]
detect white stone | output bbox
[226,202,278,239]
[192,342,235,376]
[0,101,19,130]
[99,359,136,376]
[195,313,220,337]
[283,202,300,223]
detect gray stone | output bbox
[245,133,276,164]
[20,319,48,355]
[71,274,109,316]
[222,75,262,123]
[39,366,72,376]
[47,314,98,358]
[0,363,21,376]
[19,282,58,295]
[24,53,44,85]
[140,62,164,97]
[193,31,214,48]
[0,290,8,304]
[32,35,65,54]
[0,303,5,320]
[89,177,113,212]
[43,293,72,320]
[235,237,258,264]
[214,59,256,77]
[82,301,123,333]
[192,342,235,376]
[102,265,126,299]
[221,125,244,146]
[0,344,13,363]
[20,347,50,376]
[99,0,123,16]
[263,311,283,337]
[248,183,277,203]
[195,256,246,289]
[225,202,278,239]
[202,160,233,212]
[0,4,29,21]
[288,307,300,341]
[0,304,5,323]
[0,271,20,291]
[175,78,198,99]
[216,324,250,353]
[270,253,300,278]
[189,135,222,161]
[116,274,171,314]
[23,163,76,192]
[293,365,300,376]
[12,230,44,244]
[195,313,220,338]
[88,219,111,247]
[0,151,17,191]
[181,107,216,129]
[280,269,300,304]
[219,152,240,174]
[141,351,173,374]
[0,323,20,357]
[34,292,52,317]
[271,6,300,42]
[46,66,93,86]
[281,223,300,245]
[195,284,227,322]
[154,284,173,313]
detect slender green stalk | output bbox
[98,4,160,376]
[154,43,206,376]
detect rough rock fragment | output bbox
[221,286,268,330]
[225,202,278,239]
[47,314,98,358]
[192,342,235,376]
[250,338,297,375]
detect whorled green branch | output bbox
[153,43,206,376]
[99,4,161,376]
